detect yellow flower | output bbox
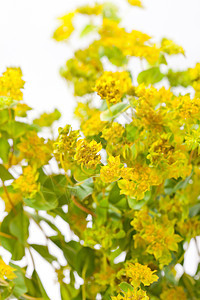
[74,139,102,169]
[33,108,61,127]
[112,289,149,300]
[188,63,200,81]
[100,155,122,183]
[13,165,39,198]
[177,217,200,240]
[160,286,187,300]
[14,102,32,117]
[127,0,143,7]
[125,262,158,288]
[54,125,80,159]
[95,71,132,104]
[18,131,52,167]
[102,122,125,143]
[82,111,106,136]
[118,165,161,200]
[53,12,75,41]
[118,178,149,200]
[161,38,185,55]
[131,210,183,266]
[1,191,22,212]
[0,259,16,280]
[76,4,103,15]
[0,67,24,100]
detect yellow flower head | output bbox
[100,155,122,183]
[112,288,149,300]
[161,38,185,55]
[125,262,158,288]
[0,67,24,100]
[127,0,143,7]
[18,131,52,167]
[13,165,39,198]
[1,191,22,212]
[82,111,106,136]
[188,62,200,81]
[76,3,103,15]
[160,286,187,300]
[53,12,75,41]
[95,71,132,104]
[0,259,16,280]
[74,139,102,169]
[102,122,125,143]
[54,125,80,159]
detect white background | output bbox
[0,0,200,299]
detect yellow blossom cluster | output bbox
[131,210,182,266]
[0,67,24,101]
[160,286,187,300]
[125,262,158,288]
[177,217,200,241]
[54,125,80,161]
[53,12,75,41]
[95,71,132,104]
[101,156,161,200]
[100,155,122,183]
[112,289,149,300]
[0,259,16,280]
[99,19,160,64]
[74,139,102,169]
[62,42,103,96]
[147,134,191,179]
[161,38,185,55]
[18,131,52,167]
[84,222,125,250]
[102,122,125,143]
[13,165,39,198]
[76,3,103,15]
[1,190,22,212]
[81,111,106,136]
[127,0,143,7]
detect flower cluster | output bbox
[74,139,102,169]
[13,165,39,198]
[0,259,16,280]
[95,71,132,104]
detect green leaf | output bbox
[10,264,28,297]
[0,164,14,181]
[137,67,164,85]
[80,24,98,37]
[9,204,29,244]
[50,237,81,269]
[125,124,139,142]
[100,102,130,121]
[0,121,28,138]
[108,183,124,204]
[119,282,134,293]
[0,138,10,163]
[31,244,57,263]
[99,46,128,67]
[33,108,61,127]
[164,173,193,195]
[70,178,93,201]
[127,196,146,210]
[0,109,9,125]
[34,270,51,300]
[76,247,95,278]
[189,203,200,217]
[24,187,58,211]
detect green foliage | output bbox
[0,0,200,299]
